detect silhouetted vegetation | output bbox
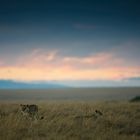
[130,96,140,102]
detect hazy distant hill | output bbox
[0,80,65,89]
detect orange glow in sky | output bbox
[0,49,140,81]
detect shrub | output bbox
[130,96,140,102]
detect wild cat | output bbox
[75,109,103,119]
[95,110,103,116]
[20,104,43,120]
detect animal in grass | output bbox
[20,104,43,120]
[95,110,103,116]
[75,109,103,119]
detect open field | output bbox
[0,101,140,140]
[0,88,140,101]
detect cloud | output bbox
[0,49,140,81]
[0,65,140,81]
[110,41,140,67]
[17,49,58,67]
[17,49,123,70]
[0,59,4,66]
[62,52,123,68]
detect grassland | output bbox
[0,101,140,140]
[0,88,140,101]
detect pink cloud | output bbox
[0,59,4,66]
[0,49,140,81]
[17,49,58,68]
[63,52,112,64]
[62,52,124,69]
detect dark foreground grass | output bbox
[0,101,140,140]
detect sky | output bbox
[0,0,140,86]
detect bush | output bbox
[130,96,140,102]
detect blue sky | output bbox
[0,0,140,86]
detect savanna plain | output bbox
[0,88,140,140]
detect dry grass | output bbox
[0,101,140,140]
